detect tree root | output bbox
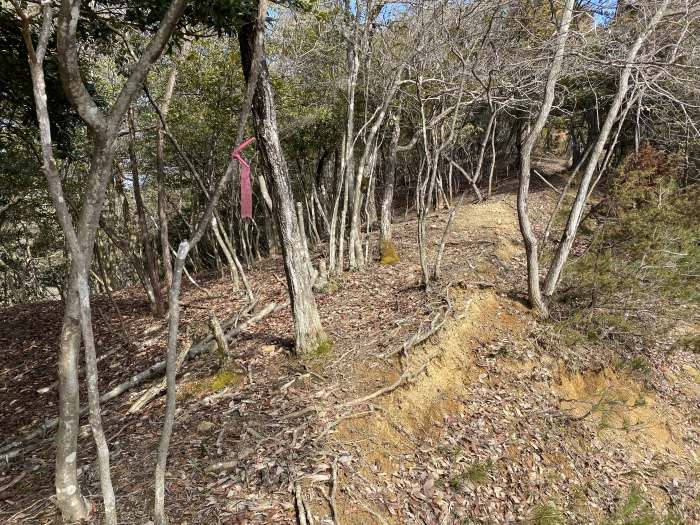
[295,482,311,525]
[382,307,449,360]
[329,458,340,525]
[339,362,429,409]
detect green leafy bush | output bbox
[554,147,699,349]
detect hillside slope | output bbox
[1,182,698,524]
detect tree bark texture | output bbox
[238,19,326,354]
[515,0,575,317]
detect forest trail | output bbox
[4,0,698,523]
[325,196,700,524]
[331,199,534,523]
[2,188,699,524]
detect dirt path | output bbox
[1,190,698,524]
[325,197,700,524]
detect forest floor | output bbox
[1,168,699,524]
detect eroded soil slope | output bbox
[1,183,698,524]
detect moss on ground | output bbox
[379,240,400,265]
[313,338,334,357]
[179,367,243,399]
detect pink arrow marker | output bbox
[231,137,256,219]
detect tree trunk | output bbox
[380,113,399,245]
[296,201,316,282]
[348,67,404,270]
[542,0,670,298]
[258,174,278,256]
[212,215,240,288]
[23,8,121,518]
[238,20,326,355]
[337,147,351,273]
[487,113,497,197]
[416,163,431,290]
[365,145,379,229]
[517,124,549,316]
[54,0,187,520]
[515,0,575,317]
[328,145,344,273]
[128,107,163,315]
[155,44,188,288]
[154,242,188,525]
[55,269,91,520]
[474,109,497,185]
[343,44,360,270]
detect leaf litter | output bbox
[1,182,698,524]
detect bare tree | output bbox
[127,106,164,315]
[542,0,672,298]
[12,0,187,520]
[515,0,575,317]
[379,110,401,247]
[238,5,327,354]
[348,65,405,269]
[156,41,191,288]
[153,0,273,518]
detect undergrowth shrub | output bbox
[553,146,699,352]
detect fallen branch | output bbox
[281,406,319,421]
[317,409,375,441]
[210,314,230,362]
[533,169,562,195]
[1,302,285,459]
[339,362,429,409]
[1,437,45,462]
[206,459,239,473]
[124,301,283,414]
[0,471,26,493]
[294,482,309,525]
[302,495,315,525]
[127,339,190,414]
[329,458,340,525]
[35,346,120,395]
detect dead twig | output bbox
[281,406,319,421]
[127,336,190,413]
[533,169,563,195]
[294,482,309,525]
[339,362,429,409]
[206,459,239,473]
[318,409,376,441]
[0,471,26,493]
[2,302,285,459]
[382,307,449,360]
[35,346,120,395]
[329,458,340,525]
[302,497,315,525]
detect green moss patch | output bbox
[379,240,400,265]
[179,368,244,399]
[313,338,334,357]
